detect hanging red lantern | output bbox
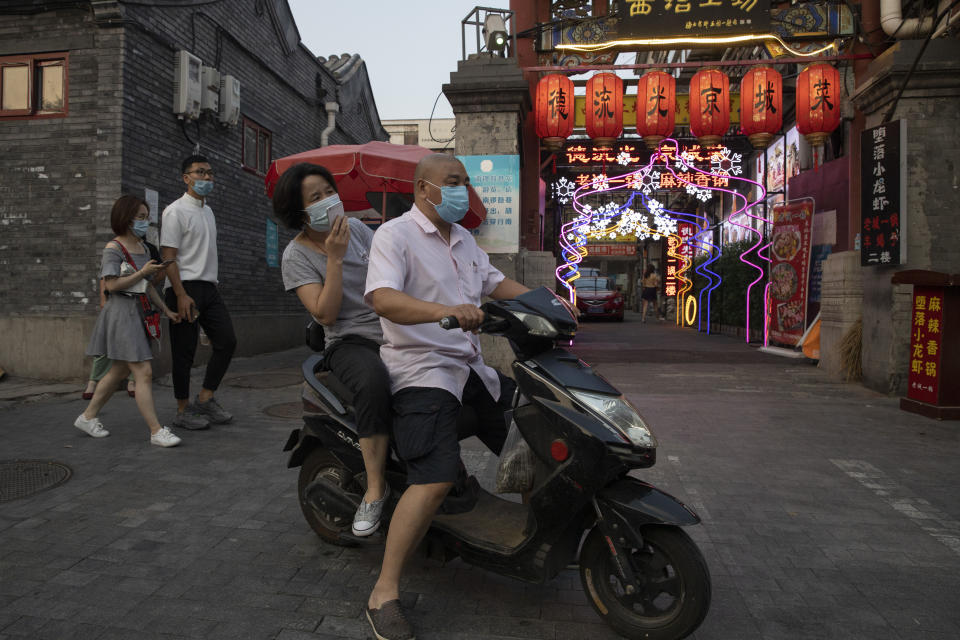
[796,63,841,146]
[688,68,730,147]
[535,73,575,152]
[636,70,676,150]
[585,72,623,147]
[739,66,782,150]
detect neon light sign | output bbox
[556,137,767,340]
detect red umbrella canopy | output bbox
[264,141,486,229]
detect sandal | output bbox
[82,381,96,401]
[127,381,136,398]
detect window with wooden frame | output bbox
[0,53,68,118]
[242,117,272,176]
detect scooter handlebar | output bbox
[439,315,460,330]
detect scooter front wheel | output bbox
[579,524,711,640]
[297,448,361,546]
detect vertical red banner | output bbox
[907,286,944,405]
[768,202,814,346]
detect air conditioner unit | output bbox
[218,74,241,126]
[200,65,220,113]
[172,50,202,119]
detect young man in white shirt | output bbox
[362,154,530,640]
[160,155,237,430]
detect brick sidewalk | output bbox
[2,315,959,639]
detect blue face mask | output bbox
[425,180,470,224]
[304,193,344,232]
[132,219,149,238]
[192,179,214,197]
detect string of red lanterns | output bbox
[533,65,839,151]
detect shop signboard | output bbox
[616,0,770,38]
[458,154,520,254]
[265,219,279,268]
[587,243,637,256]
[573,93,741,128]
[663,221,697,298]
[860,120,906,266]
[907,286,943,405]
[768,202,814,346]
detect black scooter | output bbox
[283,287,711,639]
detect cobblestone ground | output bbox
[1,312,959,639]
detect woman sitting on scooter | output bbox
[273,163,390,538]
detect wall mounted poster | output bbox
[768,201,814,346]
[458,155,520,254]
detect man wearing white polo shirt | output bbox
[362,154,530,640]
[160,154,237,430]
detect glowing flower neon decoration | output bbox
[711,147,743,176]
[553,177,575,204]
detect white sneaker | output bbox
[352,485,390,537]
[74,414,110,438]
[150,426,181,448]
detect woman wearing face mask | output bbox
[83,217,164,400]
[75,195,182,448]
[274,163,391,538]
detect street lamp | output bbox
[483,14,508,54]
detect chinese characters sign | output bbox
[907,286,943,405]
[663,222,697,298]
[860,120,906,266]
[768,202,814,346]
[586,243,636,256]
[617,0,770,38]
[459,154,520,254]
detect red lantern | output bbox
[585,73,623,147]
[739,66,782,150]
[636,71,675,150]
[535,74,575,152]
[688,68,730,147]
[796,63,841,146]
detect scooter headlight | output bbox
[513,311,559,339]
[570,389,657,448]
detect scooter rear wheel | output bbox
[579,524,711,640]
[297,448,361,546]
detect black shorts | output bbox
[392,370,515,485]
[641,286,658,302]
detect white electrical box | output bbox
[172,50,202,119]
[200,65,220,113]
[218,74,241,126]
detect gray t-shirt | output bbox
[281,217,383,346]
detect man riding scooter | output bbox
[362,154,534,640]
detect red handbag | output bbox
[112,240,162,341]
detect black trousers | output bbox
[324,336,391,438]
[165,281,236,400]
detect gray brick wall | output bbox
[0,8,124,317]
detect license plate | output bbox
[589,305,605,313]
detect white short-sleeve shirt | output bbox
[160,193,219,286]
[364,205,506,401]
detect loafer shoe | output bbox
[366,599,414,640]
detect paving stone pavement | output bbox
[1,312,959,639]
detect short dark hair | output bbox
[111,194,148,236]
[181,154,209,175]
[271,162,338,230]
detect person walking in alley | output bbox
[273,162,391,538]
[74,195,182,447]
[640,263,661,323]
[362,154,533,640]
[160,155,237,430]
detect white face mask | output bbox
[304,193,344,232]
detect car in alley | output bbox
[575,276,625,321]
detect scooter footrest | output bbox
[304,476,361,521]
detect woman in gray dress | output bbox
[74,195,182,447]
